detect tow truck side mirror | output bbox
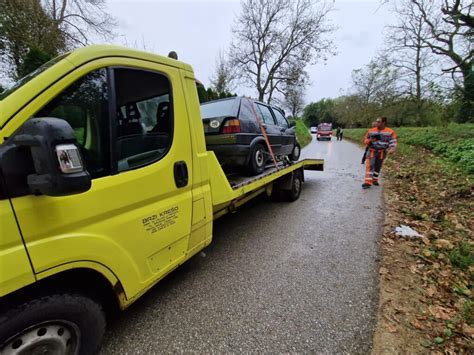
[12,117,91,196]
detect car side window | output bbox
[273,109,289,129]
[256,104,276,125]
[35,69,110,179]
[114,68,173,173]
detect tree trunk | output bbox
[415,38,422,125]
[458,60,474,123]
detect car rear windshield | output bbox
[200,98,237,119]
[318,125,332,131]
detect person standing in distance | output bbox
[362,117,397,189]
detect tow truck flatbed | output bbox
[207,153,324,219]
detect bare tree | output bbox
[352,56,400,104]
[0,0,116,80]
[43,0,116,46]
[283,83,305,118]
[0,0,66,78]
[385,0,438,123]
[403,0,472,121]
[351,56,401,125]
[229,0,334,103]
[209,51,235,95]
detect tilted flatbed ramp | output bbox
[207,152,324,219]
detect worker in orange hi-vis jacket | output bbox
[362,116,397,189]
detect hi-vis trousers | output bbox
[364,148,385,185]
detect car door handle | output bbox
[174,161,188,188]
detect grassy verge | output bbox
[294,119,312,148]
[344,124,474,174]
[345,124,473,352]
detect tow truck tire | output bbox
[248,143,266,175]
[283,170,303,202]
[0,293,105,355]
[290,142,301,161]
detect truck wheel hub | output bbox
[2,321,79,355]
[293,177,301,193]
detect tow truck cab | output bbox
[0,45,215,352]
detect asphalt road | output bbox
[101,136,383,354]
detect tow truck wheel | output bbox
[248,143,266,175]
[284,170,303,202]
[0,293,105,355]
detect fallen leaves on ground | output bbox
[374,146,473,353]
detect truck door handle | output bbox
[174,161,188,188]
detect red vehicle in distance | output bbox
[316,123,332,141]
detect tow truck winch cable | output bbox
[244,97,279,169]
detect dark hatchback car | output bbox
[201,96,300,175]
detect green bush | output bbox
[294,119,312,148]
[448,242,474,272]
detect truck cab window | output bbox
[114,68,173,172]
[35,69,110,179]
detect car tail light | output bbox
[221,118,241,134]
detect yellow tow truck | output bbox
[0,45,323,354]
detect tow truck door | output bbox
[7,58,194,298]
[0,198,35,296]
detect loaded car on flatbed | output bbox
[0,45,323,354]
[201,96,301,175]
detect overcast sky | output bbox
[106,0,392,103]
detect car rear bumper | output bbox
[317,133,332,140]
[207,143,250,166]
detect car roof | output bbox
[200,96,276,107]
[200,96,286,119]
[200,96,240,106]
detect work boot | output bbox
[362,183,371,189]
[373,181,379,186]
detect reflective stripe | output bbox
[365,157,373,184]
